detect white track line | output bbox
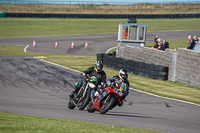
[24,44,29,53]
[34,57,81,74]
[34,56,200,107]
[130,88,200,107]
[106,46,117,53]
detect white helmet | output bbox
[119,69,128,82]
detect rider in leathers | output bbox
[69,61,106,99]
[106,69,130,97]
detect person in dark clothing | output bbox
[154,38,165,51]
[163,40,169,49]
[157,43,166,51]
[153,38,158,48]
[193,36,199,44]
[187,35,196,50]
[69,61,106,98]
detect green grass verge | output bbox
[0,112,163,133]
[0,18,200,37]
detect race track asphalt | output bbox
[0,30,200,133]
[1,30,200,56]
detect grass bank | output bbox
[1,3,200,14]
[0,18,200,37]
[0,112,162,133]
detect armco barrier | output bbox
[97,53,168,81]
[5,12,200,18]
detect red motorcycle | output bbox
[87,81,127,114]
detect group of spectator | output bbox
[187,35,200,50]
[152,38,169,51]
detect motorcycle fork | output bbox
[76,82,89,105]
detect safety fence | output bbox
[5,12,200,18]
[97,53,168,81]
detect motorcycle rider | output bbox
[90,69,130,107]
[106,69,130,97]
[69,61,106,100]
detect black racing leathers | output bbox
[70,67,106,96]
[82,67,106,86]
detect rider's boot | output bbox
[89,90,96,105]
[69,82,82,98]
[69,90,75,98]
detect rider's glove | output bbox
[107,81,111,86]
[81,72,86,77]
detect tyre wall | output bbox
[116,45,200,88]
[97,53,168,81]
[5,12,200,18]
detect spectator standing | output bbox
[157,38,165,51]
[193,36,199,44]
[153,38,158,48]
[187,35,195,50]
[163,39,169,49]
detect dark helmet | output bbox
[95,61,103,72]
[119,69,128,82]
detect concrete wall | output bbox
[116,45,200,88]
[176,48,200,87]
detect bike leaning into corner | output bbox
[68,75,97,110]
[87,69,129,114]
[68,61,106,110]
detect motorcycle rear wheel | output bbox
[79,93,91,110]
[100,95,115,114]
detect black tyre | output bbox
[87,103,96,113]
[100,95,116,114]
[79,93,91,110]
[68,99,76,109]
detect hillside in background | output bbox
[1,2,200,14]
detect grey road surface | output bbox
[0,31,200,133]
[0,30,199,56]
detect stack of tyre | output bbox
[97,53,168,81]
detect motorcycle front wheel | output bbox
[68,99,76,109]
[87,103,96,113]
[79,93,91,110]
[100,95,115,114]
